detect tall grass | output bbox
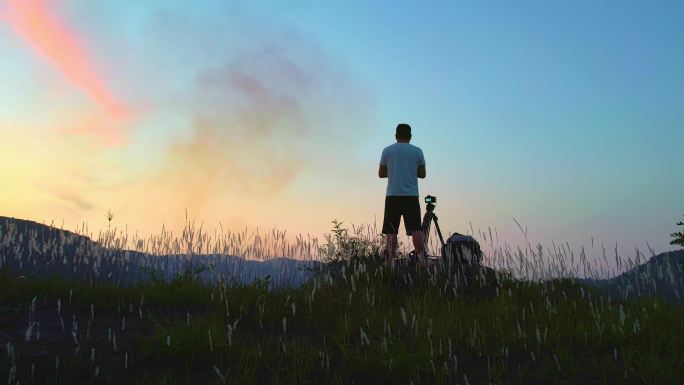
[1,216,683,384]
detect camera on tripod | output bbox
[424,195,437,214]
[416,194,483,266]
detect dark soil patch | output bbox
[1,295,154,384]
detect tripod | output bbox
[421,201,446,257]
[406,196,446,265]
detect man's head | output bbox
[395,123,412,142]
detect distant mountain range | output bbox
[2,216,683,304]
[0,216,322,289]
[576,249,684,305]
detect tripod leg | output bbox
[432,215,446,247]
[421,212,432,246]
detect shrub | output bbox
[671,214,684,247]
[320,219,383,265]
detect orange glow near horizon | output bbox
[5,0,127,126]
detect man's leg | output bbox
[411,230,426,263]
[404,196,427,265]
[386,234,398,262]
[381,196,400,266]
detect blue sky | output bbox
[1,0,682,272]
[266,0,684,254]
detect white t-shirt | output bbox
[379,143,426,196]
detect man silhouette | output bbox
[379,123,427,267]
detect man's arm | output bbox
[417,149,426,179]
[379,165,388,178]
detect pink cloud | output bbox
[5,0,127,140]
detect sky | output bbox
[1,0,682,274]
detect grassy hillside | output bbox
[578,249,684,305]
[1,218,683,384]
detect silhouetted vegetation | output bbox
[671,214,684,247]
[1,217,683,384]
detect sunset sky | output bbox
[1,1,682,270]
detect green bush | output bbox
[320,219,383,265]
[671,214,684,247]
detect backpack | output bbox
[441,233,483,265]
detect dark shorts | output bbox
[382,196,422,235]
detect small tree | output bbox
[671,214,684,247]
[321,219,383,264]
